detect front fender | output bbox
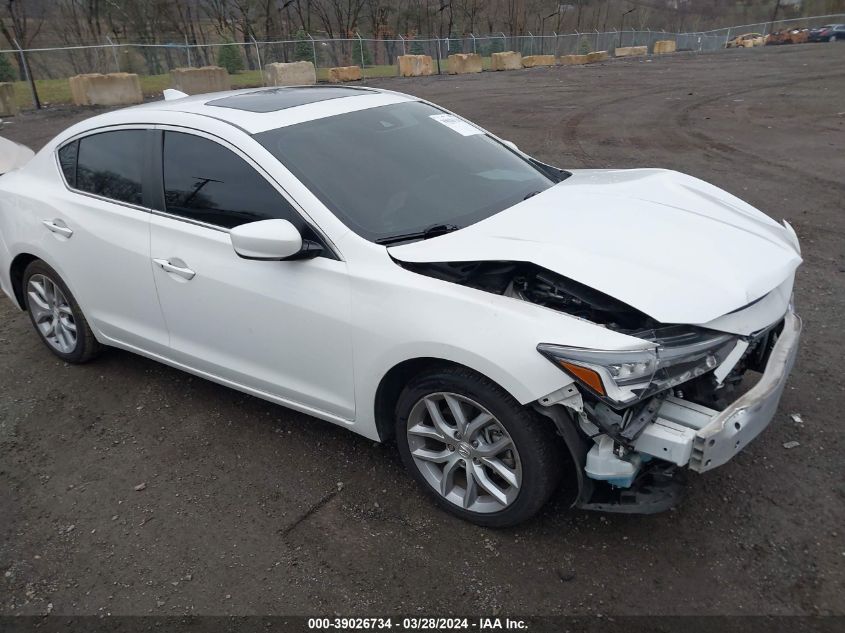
[346,251,650,440]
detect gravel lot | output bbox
[1,44,843,617]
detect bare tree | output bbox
[52,0,106,73]
[106,0,177,74]
[0,0,47,78]
[312,0,367,38]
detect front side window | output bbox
[162,131,301,230]
[255,101,562,243]
[75,130,145,206]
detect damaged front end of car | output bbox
[400,259,802,514]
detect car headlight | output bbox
[537,327,738,408]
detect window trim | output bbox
[152,124,340,260]
[54,125,156,214]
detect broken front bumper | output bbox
[633,309,802,473]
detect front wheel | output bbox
[395,366,563,527]
[23,260,102,363]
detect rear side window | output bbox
[162,131,301,230]
[75,130,145,206]
[58,140,78,188]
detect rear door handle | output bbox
[153,258,196,281]
[42,219,73,238]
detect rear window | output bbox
[74,130,145,206]
[58,140,78,188]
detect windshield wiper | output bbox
[375,223,461,246]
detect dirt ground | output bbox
[1,44,843,618]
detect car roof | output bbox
[205,85,375,112]
[83,85,418,135]
[138,85,417,132]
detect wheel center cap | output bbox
[457,442,472,459]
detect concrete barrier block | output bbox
[559,54,590,65]
[753,36,767,47]
[586,51,609,63]
[521,55,556,68]
[447,53,482,75]
[397,55,433,77]
[170,66,231,94]
[490,51,522,71]
[68,73,99,106]
[0,82,18,117]
[653,40,677,54]
[328,66,363,83]
[614,46,648,58]
[264,61,316,86]
[69,73,143,106]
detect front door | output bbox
[149,130,355,420]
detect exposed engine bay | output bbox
[398,260,776,408]
[400,258,788,512]
[401,259,780,413]
[399,259,660,333]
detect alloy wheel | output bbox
[27,274,78,354]
[406,392,522,513]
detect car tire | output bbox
[395,365,563,527]
[22,260,102,363]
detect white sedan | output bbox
[0,86,802,526]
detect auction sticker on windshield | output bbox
[429,113,483,136]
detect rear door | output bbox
[148,128,355,420]
[50,128,168,354]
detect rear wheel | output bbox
[395,366,563,527]
[23,260,101,363]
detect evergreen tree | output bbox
[578,38,592,55]
[352,37,373,66]
[409,38,426,55]
[293,29,312,62]
[0,54,15,82]
[217,41,244,74]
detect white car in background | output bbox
[0,86,802,526]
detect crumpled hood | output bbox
[389,169,802,324]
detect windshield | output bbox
[255,101,559,243]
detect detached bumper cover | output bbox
[689,310,802,472]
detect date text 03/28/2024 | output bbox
[307,617,528,630]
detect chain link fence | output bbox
[2,13,843,92]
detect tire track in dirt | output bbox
[673,72,845,190]
[561,84,688,167]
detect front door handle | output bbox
[153,258,196,281]
[42,219,73,238]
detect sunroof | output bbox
[206,86,374,113]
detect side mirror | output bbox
[230,219,318,261]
